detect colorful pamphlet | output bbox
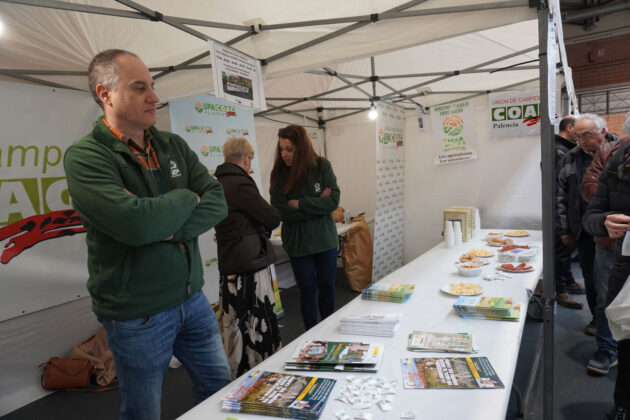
[407,331,473,353]
[361,283,415,303]
[401,357,504,389]
[221,370,336,419]
[284,340,384,373]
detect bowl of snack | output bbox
[486,237,514,247]
[457,263,484,277]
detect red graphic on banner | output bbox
[396,140,404,148]
[523,116,541,126]
[0,209,85,264]
[225,111,237,117]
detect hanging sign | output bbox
[208,41,267,111]
[489,89,541,138]
[431,100,478,165]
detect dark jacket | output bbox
[580,137,629,249]
[214,162,280,274]
[270,158,340,257]
[556,146,593,238]
[583,141,630,267]
[555,134,575,170]
[64,118,227,321]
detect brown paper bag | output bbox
[342,216,373,291]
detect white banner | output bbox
[373,102,405,282]
[169,94,285,314]
[489,89,541,138]
[0,82,101,321]
[431,100,478,165]
[208,41,267,111]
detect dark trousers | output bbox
[289,248,338,331]
[616,340,630,410]
[608,262,630,410]
[575,232,596,315]
[554,234,575,294]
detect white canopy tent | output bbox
[1,0,630,417]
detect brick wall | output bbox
[568,34,630,131]
[567,33,630,90]
[605,113,627,136]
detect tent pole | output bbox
[0,70,85,91]
[324,67,372,98]
[262,0,429,65]
[537,3,555,420]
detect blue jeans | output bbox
[289,248,338,330]
[594,244,618,356]
[102,290,231,420]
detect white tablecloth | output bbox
[179,229,542,420]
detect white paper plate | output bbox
[440,282,483,296]
[504,231,530,237]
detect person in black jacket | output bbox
[554,115,584,309]
[214,137,282,379]
[583,119,630,420]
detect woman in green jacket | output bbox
[270,125,341,330]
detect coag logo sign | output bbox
[378,128,404,148]
[442,115,464,137]
[492,104,539,126]
[200,145,223,159]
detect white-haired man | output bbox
[64,49,230,419]
[556,114,611,332]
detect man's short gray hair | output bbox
[88,49,138,109]
[223,137,255,164]
[622,112,630,136]
[576,113,607,132]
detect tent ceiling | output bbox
[0,0,629,120]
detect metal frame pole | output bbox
[537,3,555,420]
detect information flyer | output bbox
[208,41,267,110]
[431,100,478,165]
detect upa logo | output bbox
[442,115,464,137]
[226,128,249,136]
[194,101,237,117]
[185,125,213,134]
[204,257,218,267]
[200,146,209,157]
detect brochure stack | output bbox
[361,283,415,303]
[340,314,401,337]
[221,370,336,419]
[453,296,521,321]
[284,340,384,373]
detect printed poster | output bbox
[169,94,282,314]
[208,41,267,111]
[431,100,478,165]
[373,102,405,282]
[489,89,541,138]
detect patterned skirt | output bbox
[219,266,282,379]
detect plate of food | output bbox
[457,256,490,265]
[441,282,483,296]
[505,230,530,237]
[498,263,534,273]
[486,237,514,247]
[499,245,530,252]
[465,248,494,258]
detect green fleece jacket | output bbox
[270,158,340,257]
[64,118,227,321]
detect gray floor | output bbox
[1,264,618,420]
